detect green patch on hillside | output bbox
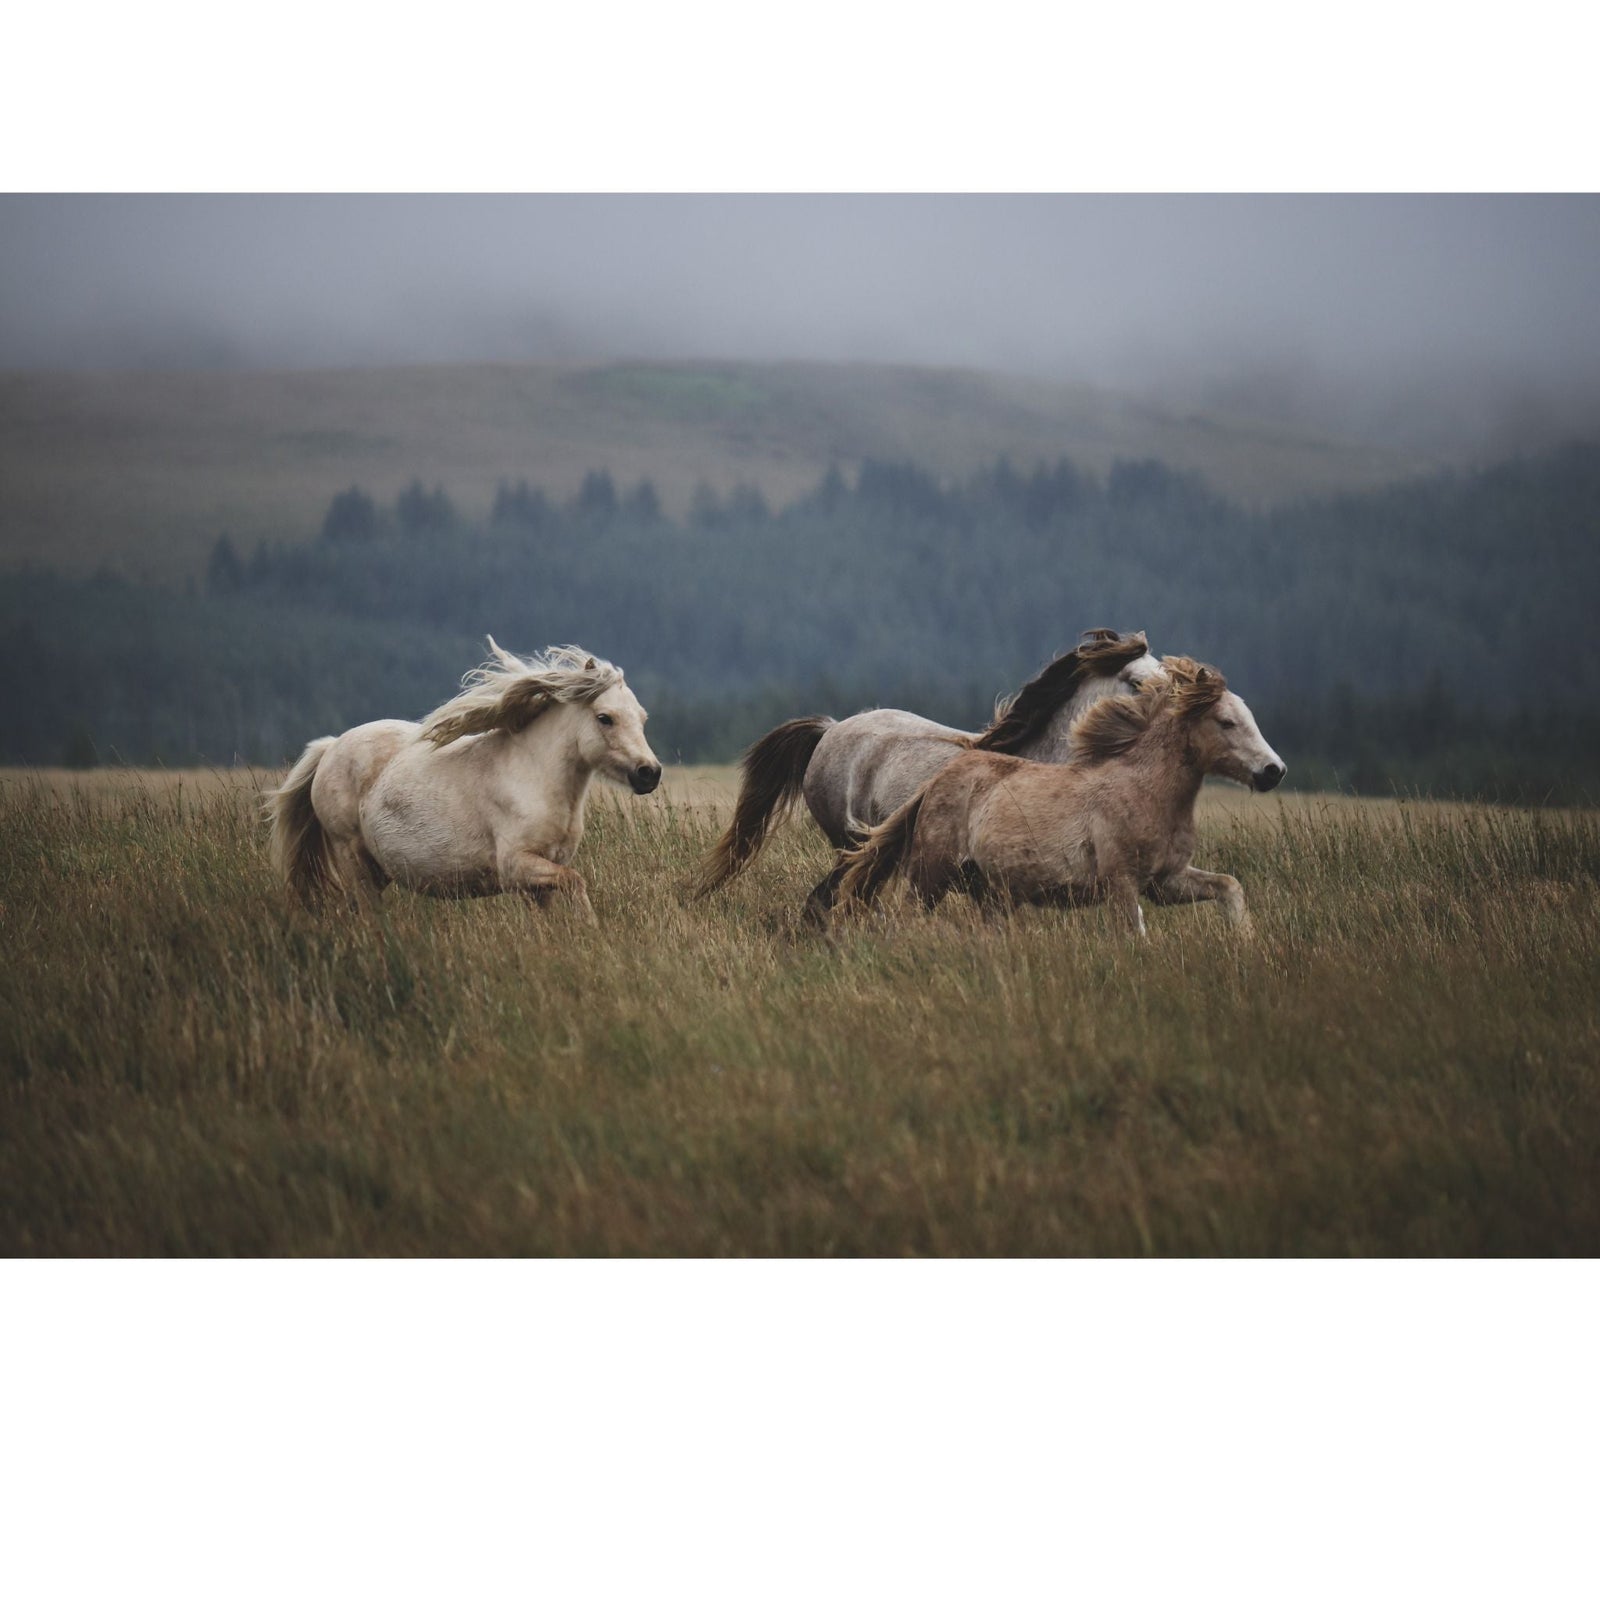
[580,364,771,417]
[271,428,402,459]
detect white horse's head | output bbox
[577,676,663,794]
[1075,632,1169,717]
[1119,647,1168,692]
[421,639,662,793]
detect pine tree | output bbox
[206,535,243,594]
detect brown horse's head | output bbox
[1072,656,1285,791]
[1161,658,1286,791]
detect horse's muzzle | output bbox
[1253,762,1286,792]
[630,763,663,795]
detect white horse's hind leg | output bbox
[499,848,597,924]
[308,720,409,909]
[1148,866,1252,934]
[326,836,386,908]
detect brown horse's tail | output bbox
[265,736,337,902]
[692,715,833,896]
[836,789,926,909]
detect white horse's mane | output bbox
[421,638,624,747]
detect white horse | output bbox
[267,641,661,919]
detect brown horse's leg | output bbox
[1106,873,1148,937]
[500,849,596,924]
[906,850,957,912]
[1148,866,1251,933]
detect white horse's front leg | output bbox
[1149,866,1251,934]
[499,847,597,924]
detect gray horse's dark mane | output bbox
[972,629,1151,755]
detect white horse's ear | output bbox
[584,657,596,671]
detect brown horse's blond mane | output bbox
[421,639,623,747]
[972,629,1152,755]
[1164,655,1229,720]
[1071,655,1227,764]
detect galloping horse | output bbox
[832,657,1284,937]
[693,628,1164,917]
[267,641,661,920]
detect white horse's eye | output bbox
[1217,717,1236,729]
[596,712,615,727]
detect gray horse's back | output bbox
[803,708,972,843]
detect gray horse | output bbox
[693,628,1162,917]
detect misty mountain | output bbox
[4,195,1599,460]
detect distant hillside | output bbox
[0,360,1430,577]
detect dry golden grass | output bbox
[2,767,1596,1255]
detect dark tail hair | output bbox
[692,715,833,896]
[835,789,926,909]
[265,736,336,902]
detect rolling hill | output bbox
[0,360,1431,578]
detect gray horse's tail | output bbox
[836,789,926,909]
[693,715,833,896]
[265,736,337,901]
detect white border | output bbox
[2,2,1596,192]
[3,10,1595,1596]
[4,1262,1594,1596]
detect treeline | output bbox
[5,444,1600,802]
[1,571,479,772]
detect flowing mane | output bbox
[972,629,1152,755]
[1163,655,1229,720]
[421,639,624,747]
[1070,655,1227,764]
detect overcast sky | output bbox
[3,194,1598,450]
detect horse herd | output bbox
[267,629,1285,938]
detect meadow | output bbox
[2,767,1597,1256]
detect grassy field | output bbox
[2,767,1596,1256]
[0,360,1427,577]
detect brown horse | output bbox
[831,658,1285,936]
[692,628,1163,920]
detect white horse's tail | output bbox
[266,737,337,901]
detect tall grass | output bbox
[2,774,1597,1255]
